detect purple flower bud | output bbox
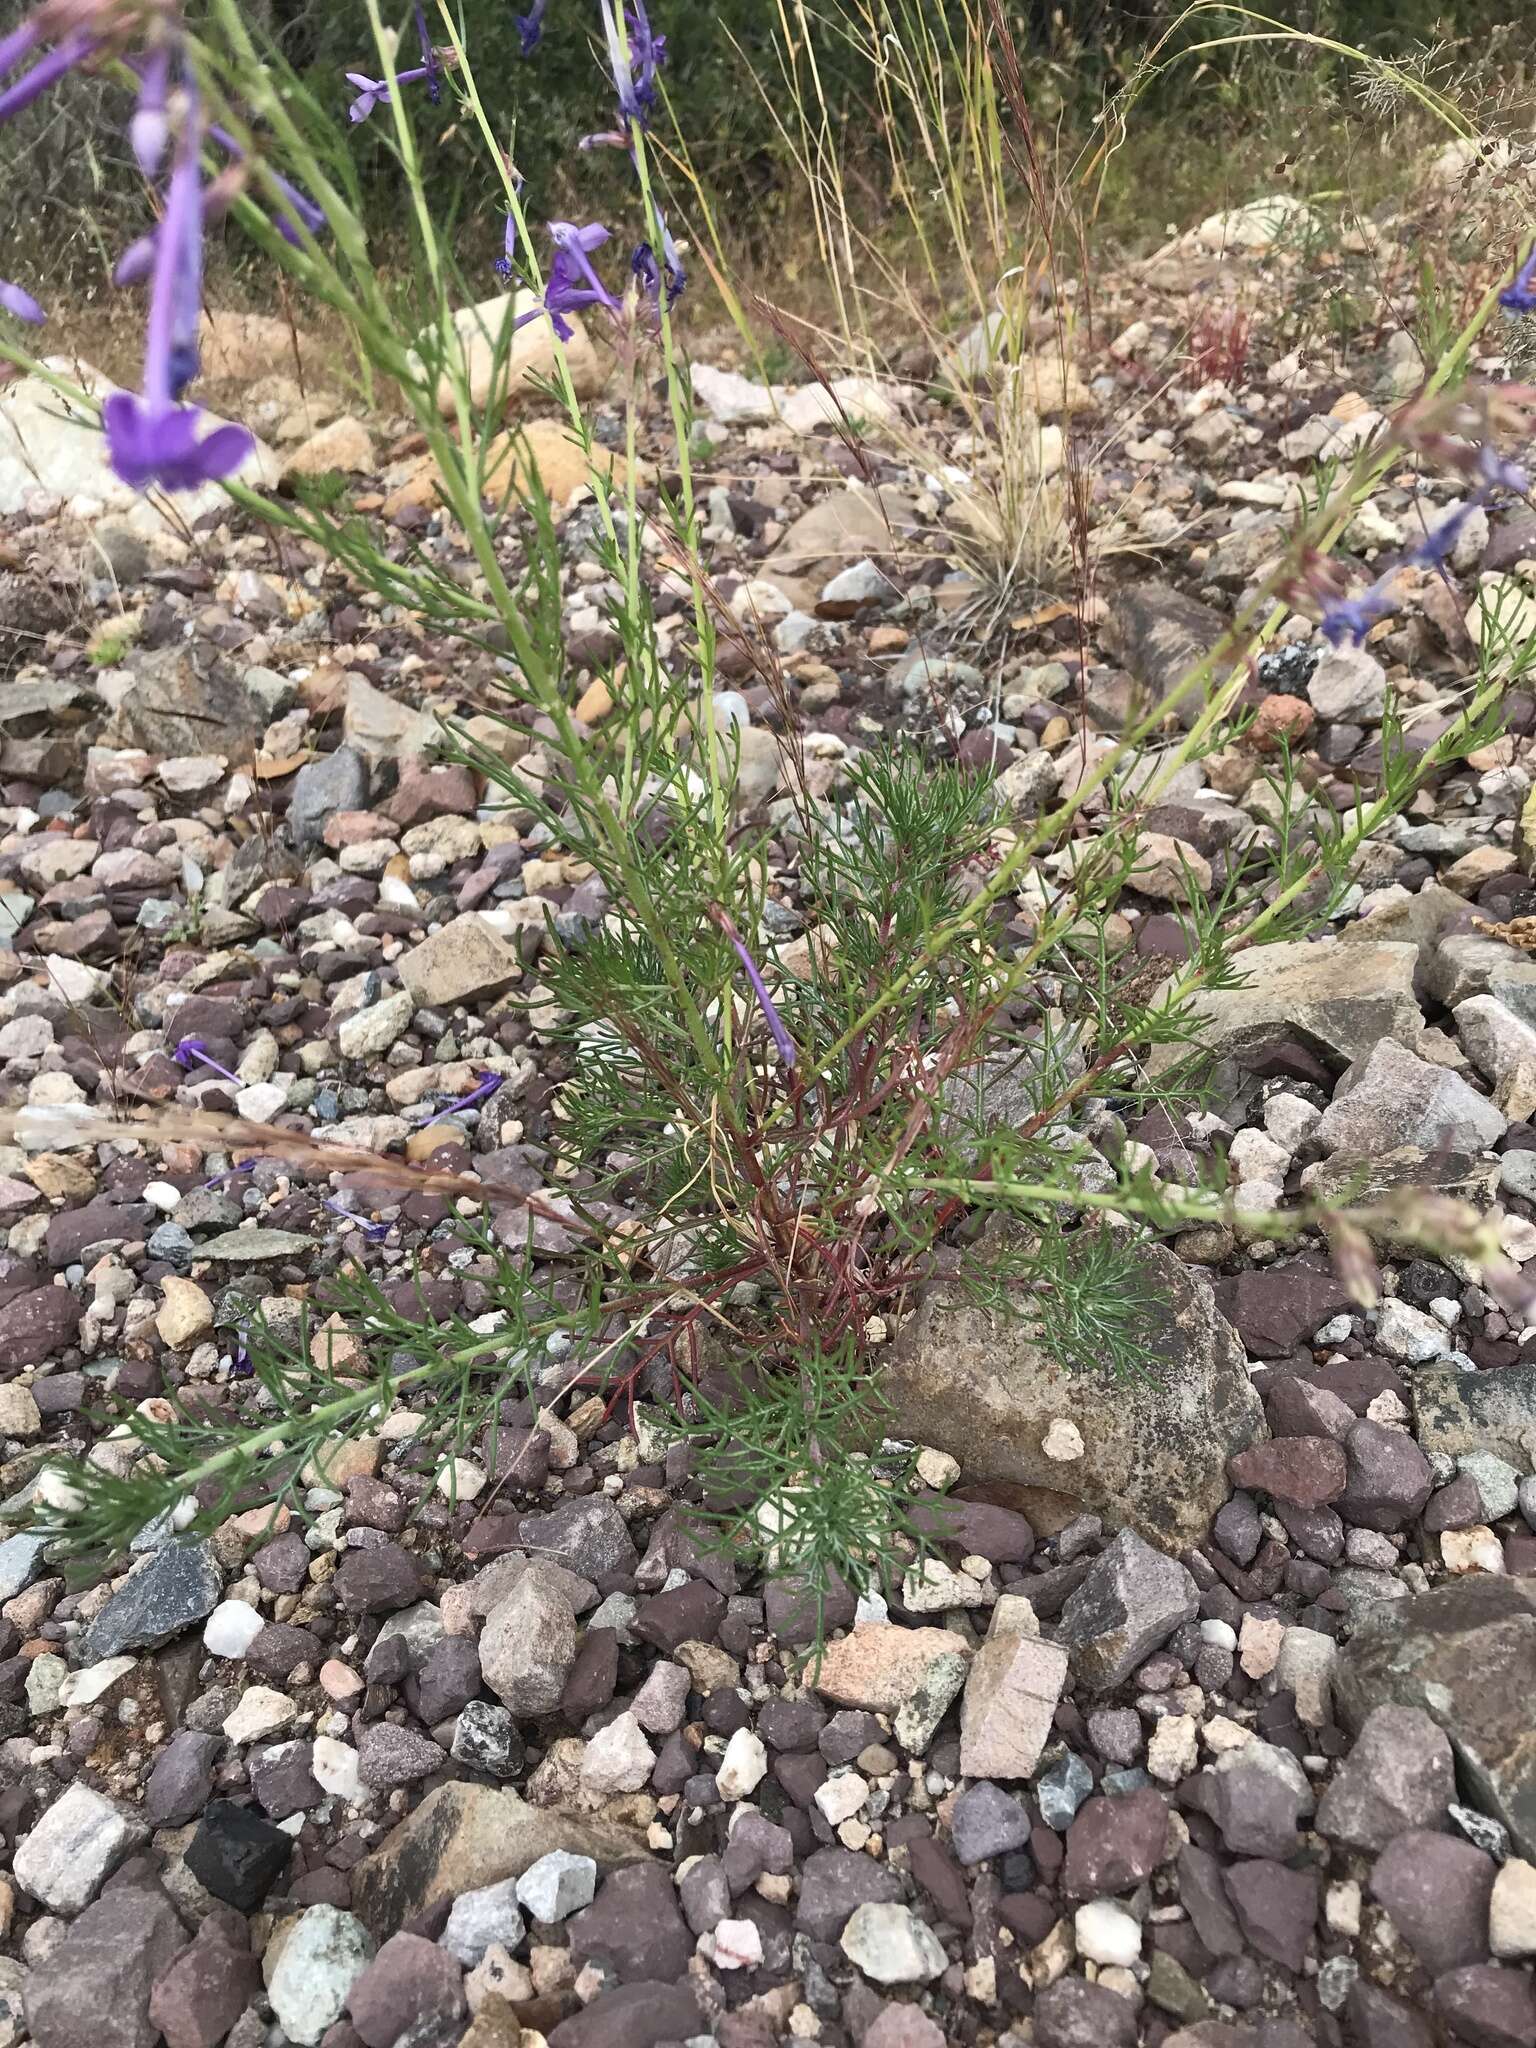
[420,1071,501,1127]
[712,908,797,1069]
[323,1195,388,1241]
[413,3,440,101]
[173,1035,244,1087]
[595,0,665,132]
[1501,245,1536,319]
[131,42,170,173]
[0,27,97,127]
[514,0,549,56]
[632,215,685,309]
[0,278,44,325]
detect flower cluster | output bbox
[0,0,282,493]
[1313,439,1531,647]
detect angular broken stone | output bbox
[1337,1578,1536,1860]
[82,1541,223,1660]
[1316,1038,1506,1159]
[803,1624,972,1714]
[13,1781,147,1914]
[883,1226,1265,1549]
[958,1633,1068,1778]
[1165,937,1422,1073]
[1413,1361,1536,1467]
[1315,1704,1456,1851]
[1056,1529,1199,1691]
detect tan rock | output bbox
[283,416,376,480]
[156,1276,214,1351]
[200,309,320,383]
[399,913,525,1008]
[24,1153,95,1199]
[301,1435,381,1487]
[429,294,605,416]
[343,672,439,761]
[804,1624,972,1713]
[959,1634,1067,1778]
[350,1782,646,1939]
[0,1384,41,1438]
[482,421,628,508]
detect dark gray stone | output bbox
[82,1543,223,1660]
[1056,1529,1199,1691]
[1336,1578,1536,1860]
[290,746,370,847]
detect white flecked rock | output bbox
[840,1902,947,1984]
[441,1878,525,1966]
[1075,1899,1143,1967]
[716,1726,769,1801]
[13,1782,146,1912]
[312,1736,362,1802]
[1375,1297,1452,1364]
[337,989,415,1059]
[814,1772,870,1827]
[265,1904,376,2047]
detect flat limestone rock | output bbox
[350,1782,646,1940]
[882,1225,1266,1550]
[1336,1578,1536,1861]
[1413,1363,1536,1469]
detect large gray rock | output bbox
[1305,1146,1500,1253]
[1316,1037,1506,1158]
[1314,1704,1455,1851]
[882,1226,1265,1549]
[1425,935,1536,1025]
[1160,938,1422,1076]
[1413,1363,1536,1468]
[1056,1529,1200,1691]
[350,1782,646,1940]
[25,1886,188,2048]
[1336,1578,1536,1860]
[107,646,268,759]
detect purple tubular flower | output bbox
[595,0,665,130]
[1501,245,1536,318]
[0,27,96,126]
[230,1331,254,1378]
[345,63,434,123]
[421,1071,500,1127]
[173,1035,243,1087]
[0,278,44,325]
[514,0,549,55]
[103,78,256,494]
[324,1195,388,1241]
[1319,464,1529,647]
[514,221,619,341]
[714,909,797,1068]
[0,20,43,83]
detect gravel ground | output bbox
[0,186,1535,2048]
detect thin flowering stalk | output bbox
[632,214,685,310]
[0,280,44,325]
[582,0,665,146]
[102,72,255,491]
[173,1036,243,1087]
[513,0,549,56]
[420,1072,501,1127]
[710,907,798,1069]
